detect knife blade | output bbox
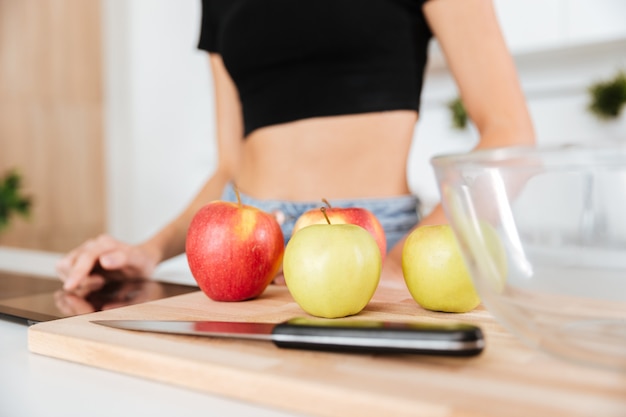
[92,317,484,356]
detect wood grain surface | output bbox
[28,284,626,417]
[0,0,105,251]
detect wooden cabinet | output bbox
[0,0,105,251]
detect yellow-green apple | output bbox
[401,224,506,313]
[293,199,387,260]
[283,209,382,318]
[186,196,284,302]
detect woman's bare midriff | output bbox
[236,110,419,201]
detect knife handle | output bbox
[271,318,485,356]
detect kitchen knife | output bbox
[92,317,485,356]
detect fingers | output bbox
[99,250,126,270]
[56,234,122,292]
[55,247,80,281]
[70,274,107,298]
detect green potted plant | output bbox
[447,96,468,130]
[0,169,32,233]
[588,71,626,120]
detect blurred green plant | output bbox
[0,169,32,232]
[447,96,468,130]
[588,71,626,120]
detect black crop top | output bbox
[198,0,432,137]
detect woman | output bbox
[57,0,534,294]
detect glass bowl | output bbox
[431,144,626,371]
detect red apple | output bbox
[293,199,387,260]
[186,193,284,302]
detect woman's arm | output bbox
[424,0,535,150]
[144,54,245,264]
[58,54,244,292]
[384,0,535,279]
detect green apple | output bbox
[283,220,381,319]
[401,224,505,313]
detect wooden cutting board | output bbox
[28,284,626,417]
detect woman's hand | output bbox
[55,234,160,296]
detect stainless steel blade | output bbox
[92,319,276,341]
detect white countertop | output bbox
[0,247,300,417]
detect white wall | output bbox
[411,0,626,212]
[103,0,626,244]
[103,0,216,243]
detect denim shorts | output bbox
[221,183,420,251]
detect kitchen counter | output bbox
[0,246,299,417]
[3,246,626,417]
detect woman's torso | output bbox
[236,110,419,201]
[200,0,431,201]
